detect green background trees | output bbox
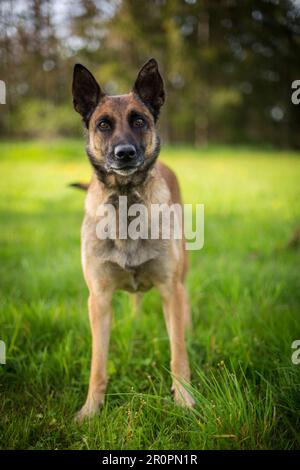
[1,0,300,146]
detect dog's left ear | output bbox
[133,58,165,121]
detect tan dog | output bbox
[72,59,194,421]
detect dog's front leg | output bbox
[160,281,195,408]
[76,289,113,422]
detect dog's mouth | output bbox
[108,160,144,176]
[111,167,138,176]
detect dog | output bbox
[72,58,195,421]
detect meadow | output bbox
[0,139,299,449]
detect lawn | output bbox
[0,139,300,449]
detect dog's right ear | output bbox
[72,64,104,124]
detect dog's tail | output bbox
[69,182,90,191]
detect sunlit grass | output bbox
[0,139,300,449]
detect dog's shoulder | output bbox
[83,173,106,217]
[155,161,182,205]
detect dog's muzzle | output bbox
[109,144,144,175]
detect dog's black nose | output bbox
[114,144,137,160]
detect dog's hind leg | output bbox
[131,293,143,315]
[159,281,195,408]
[75,289,113,422]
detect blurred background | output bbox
[1,0,300,147]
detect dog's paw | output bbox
[172,385,195,408]
[74,400,102,423]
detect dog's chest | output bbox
[83,182,174,292]
[100,237,169,292]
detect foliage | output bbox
[13,100,81,138]
[1,0,300,145]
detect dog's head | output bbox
[72,59,165,184]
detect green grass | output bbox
[0,139,300,449]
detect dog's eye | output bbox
[133,118,145,128]
[98,120,111,131]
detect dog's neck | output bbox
[98,167,156,208]
[92,160,157,195]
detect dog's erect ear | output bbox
[133,58,165,121]
[72,64,104,123]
